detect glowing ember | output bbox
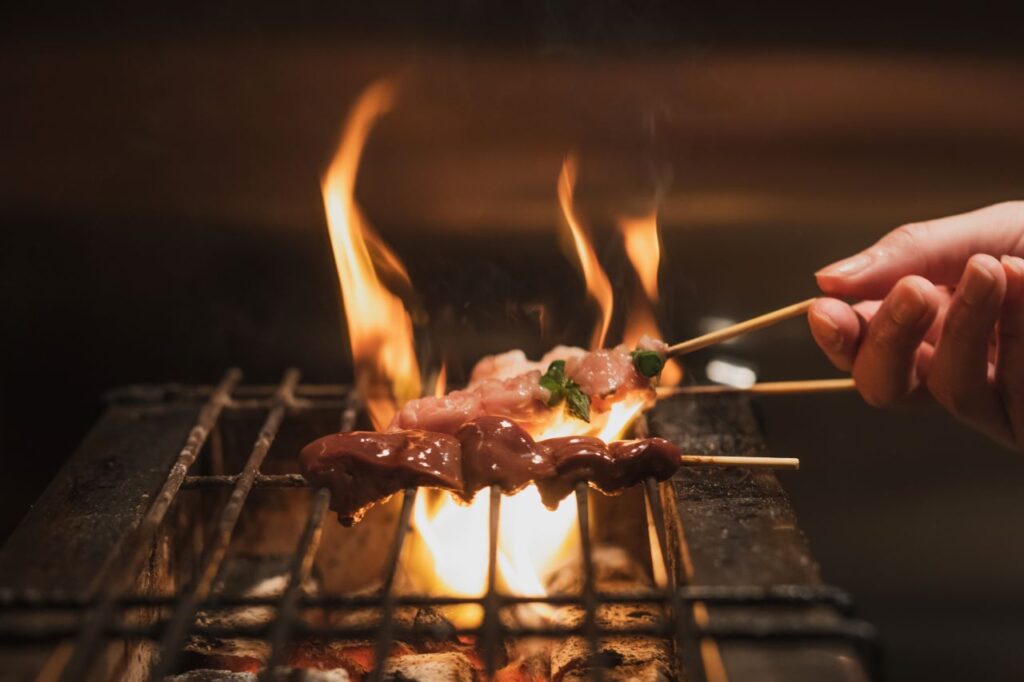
[321,79,421,429]
[618,211,683,387]
[558,155,613,351]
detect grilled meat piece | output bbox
[456,416,555,500]
[301,421,682,523]
[300,430,463,525]
[535,437,680,509]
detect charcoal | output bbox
[165,667,350,681]
[381,651,477,681]
[547,545,674,682]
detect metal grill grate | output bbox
[0,369,879,681]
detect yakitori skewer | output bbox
[666,298,816,357]
[660,377,856,397]
[679,454,799,469]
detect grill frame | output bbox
[0,371,878,681]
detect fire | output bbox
[321,79,421,429]
[411,487,578,627]
[558,155,613,351]
[618,211,683,387]
[432,361,448,399]
[620,212,661,301]
[321,86,671,630]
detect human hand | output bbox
[808,201,1024,450]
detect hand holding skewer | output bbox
[809,202,1024,451]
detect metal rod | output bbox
[183,473,308,489]
[0,618,880,645]
[645,478,707,682]
[150,369,300,680]
[56,368,242,682]
[482,486,502,678]
[179,454,797,492]
[0,584,856,613]
[258,487,331,681]
[574,483,604,682]
[367,488,418,682]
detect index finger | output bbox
[816,201,1024,299]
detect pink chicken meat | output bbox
[390,336,667,436]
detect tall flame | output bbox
[620,212,661,301]
[618,211,683,386]
[557,155,613,350]
[321,80,421,428]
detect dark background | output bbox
[3,3,1024,679]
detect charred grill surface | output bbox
[0,378,877,682]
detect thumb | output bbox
[816,202,1024,299]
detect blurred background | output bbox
[3,2,1024,679]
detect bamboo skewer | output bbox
[679,454,799,470]
[666,298,816,357]
[660,377,856,397]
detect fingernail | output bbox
[816,253,873,278]
[889,281,928,325]
[961,258,997,305]
[1001,254,1024,277]
[810,309,844,351]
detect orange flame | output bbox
[411,486,578,627]
[558,155,613,351]
[618,211,683,386]
[620,212,661,302]
[432,361,447,399]
[321,80,421,429]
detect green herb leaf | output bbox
[565,382,591,423]
[631,349,666,378]
[540,360,590,420]
[540,360,568,407]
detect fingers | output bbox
[816,201,1024,299]
[808,298,864,371]
[852,276,943,406]
[927,254,1011,442]
[996,255,1024,445]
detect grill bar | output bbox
[183,473,308,489]
[0,618,879,644]
[56,368,242,682]
[0,584,855,612]
[574,483,604,682]
[367,488,418,682]
[0,376,878,681]
[258,486,331,680]
[643,477,707,682]
[482,485,502,677]
[150,369,300,680]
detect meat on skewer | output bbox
[534,437,681,509]
[300,418,682,524]
[300,430,463,526]
[456,416,555,501]
[390,337,668,436]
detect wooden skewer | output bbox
[659,377,856,397]
[679,454,799,470]
[666,298,816,357]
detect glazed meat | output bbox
[301,418,683,524]
[456,416,555,500]
[534,437,680,509]
[300,430,463,525]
